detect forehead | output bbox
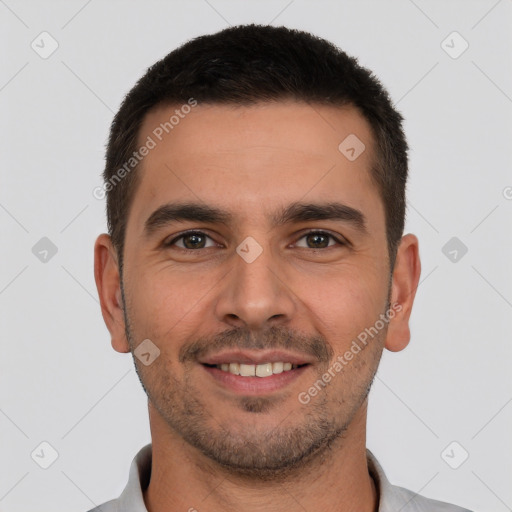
[128,101,383,233]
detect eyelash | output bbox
[164,230,346,251]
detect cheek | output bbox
[124,267,204,345]
[297,264,387,346]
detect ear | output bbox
[384,233,421,352]
[94,234,130,353]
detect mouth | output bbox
[202,361,309,378]
[198,350,314,395]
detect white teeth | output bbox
[216,362,301,377]
[272,362,284,374]
[239,364,256,377]
[256,362,273,377]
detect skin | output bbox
[94,100,421,512]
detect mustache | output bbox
[179,325,333,364]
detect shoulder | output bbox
[386,484,474,512]
[84,444,153,512]
[366,449,474,512]
[85,499,118,512]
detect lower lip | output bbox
[201,364,310,395]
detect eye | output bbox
[163,229,346,252]
[164,231,217,250]
[294,230,345,249]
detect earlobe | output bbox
[384,234,421,353]
[94,234,131,353]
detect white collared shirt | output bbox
[87,444,473,512]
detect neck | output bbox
[143,400,378,512]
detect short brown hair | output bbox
[103,23,409,273]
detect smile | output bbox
[211,362,305,377]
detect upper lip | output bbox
[199,350,315,366]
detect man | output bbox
[91,24,473,512]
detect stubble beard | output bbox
[120,280,386,480]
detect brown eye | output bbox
[165,231,215,250]
[295,231,344,249]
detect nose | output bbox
[213,238,297,331]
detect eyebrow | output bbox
[143,201,368,237]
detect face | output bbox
[95,100,420,478]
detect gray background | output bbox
[1,1,511,511]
